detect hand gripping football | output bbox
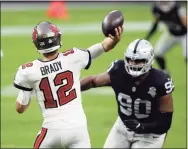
[102,10,124,37]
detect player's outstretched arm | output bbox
[87,26,123,59]
[81,72,111,91]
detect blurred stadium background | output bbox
[1,1,186,148]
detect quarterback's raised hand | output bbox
[102,25,124,52]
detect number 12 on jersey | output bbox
[39,71,77,109]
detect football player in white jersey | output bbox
[13,21,123,148]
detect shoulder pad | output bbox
[107,59,124,73]
[152,69,175,96]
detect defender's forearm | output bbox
[81,73,111,91]
[81,76,96,91]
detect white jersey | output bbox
[14,48,91,129]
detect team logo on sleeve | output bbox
[148,87,156,98]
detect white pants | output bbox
[154,30,187,59]
[104,117,166,148]
[33,127,91,148]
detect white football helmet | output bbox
[124,39,154,77]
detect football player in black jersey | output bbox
[81,39,174,148]
[145,1,187,72]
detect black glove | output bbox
[123,119,144,134]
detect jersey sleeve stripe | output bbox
[84,50,91,70]
[33,128,47,149]
[13,83,33,91]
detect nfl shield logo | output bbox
[148,87,156,98]
[132,86,136,92]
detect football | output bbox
[102,10,124,37]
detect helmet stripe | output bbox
[133,39,142,54]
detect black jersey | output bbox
[152,2,187,36]
[107,60,174,123]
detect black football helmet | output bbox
[32,21,62,54]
